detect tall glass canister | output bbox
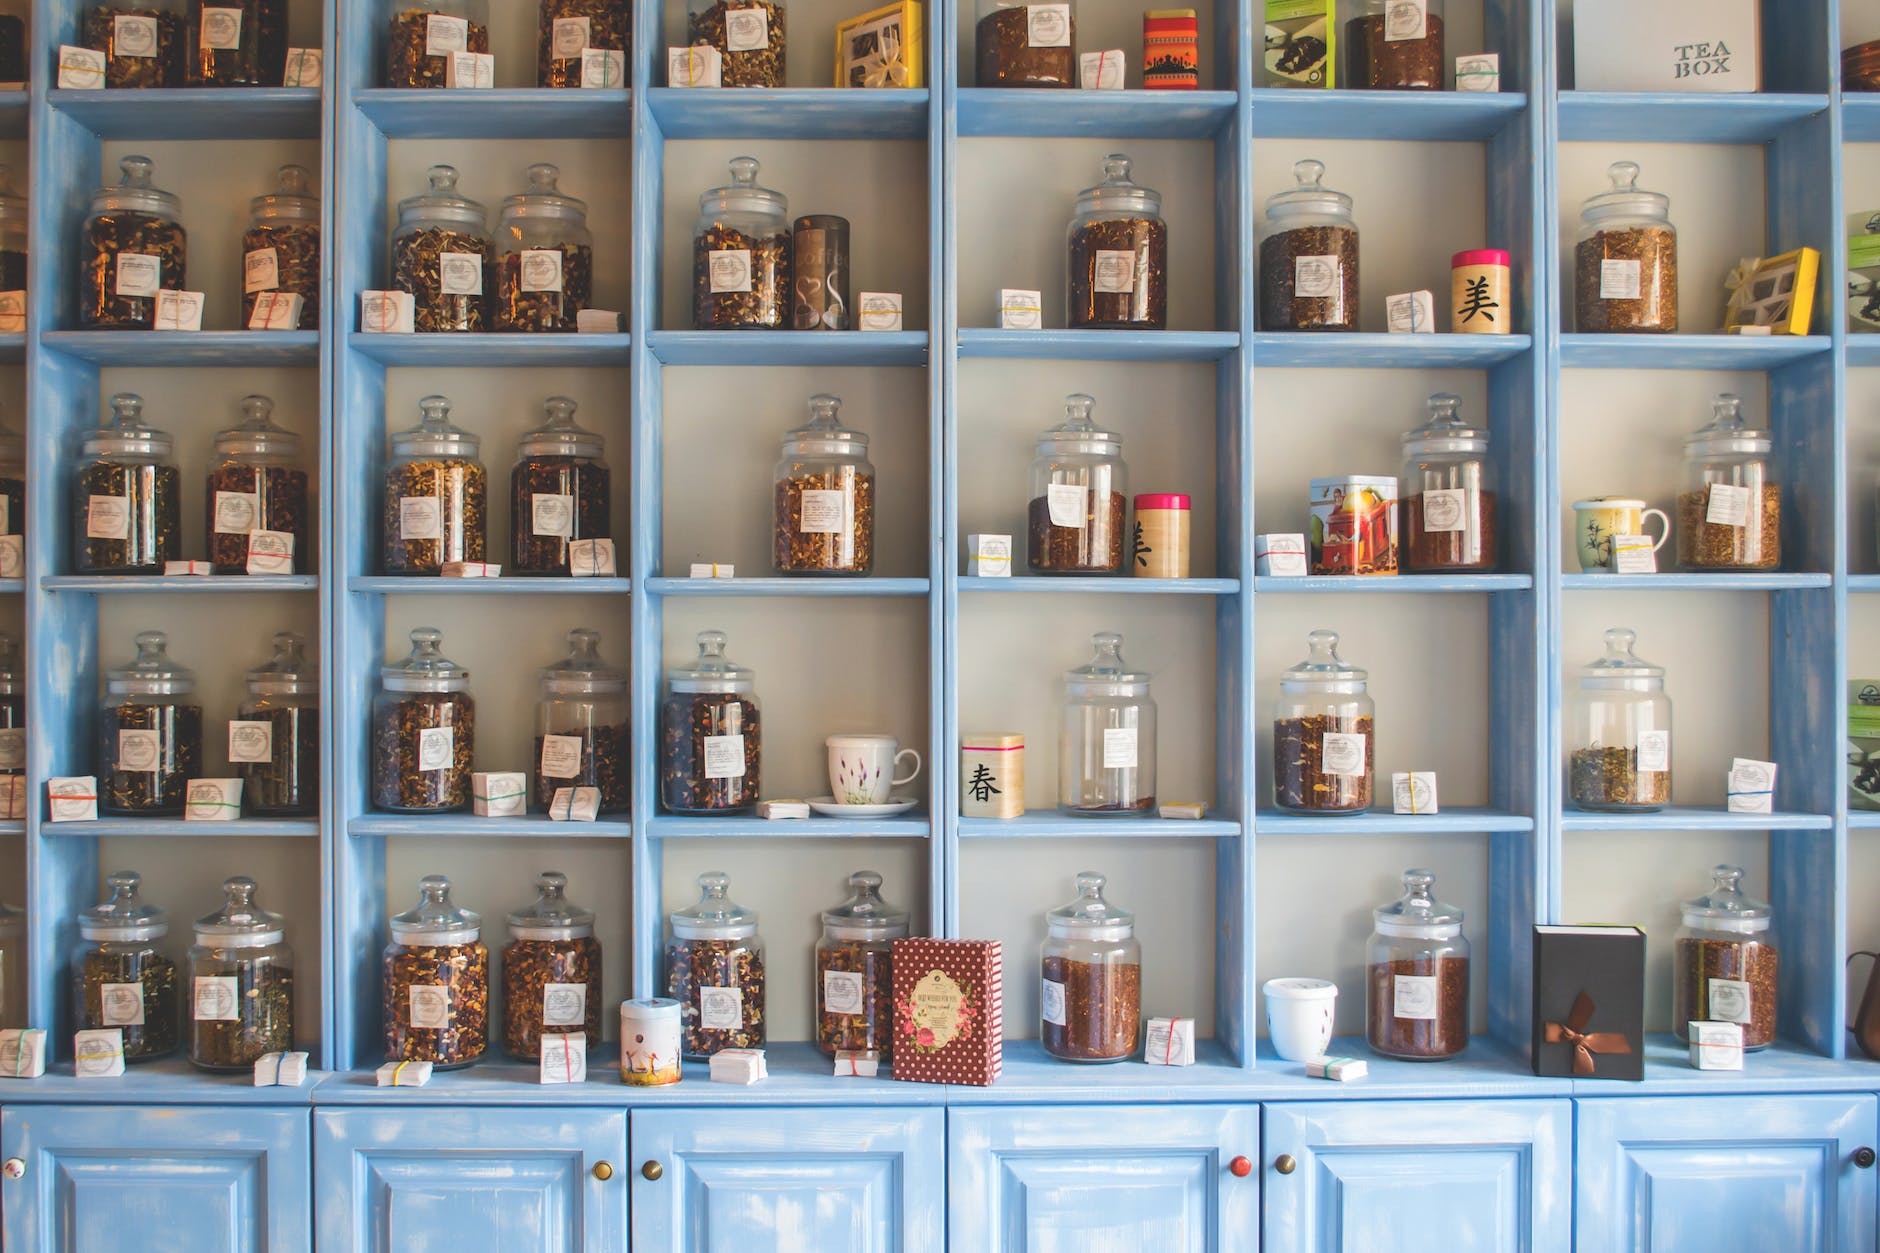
[1059,632,1156,815]
[1273,629,1373,814]
[1028,394,1127,574]
[186,876,294,1071]
[1568,628,1671,811]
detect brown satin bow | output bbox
[1544,991,1633,1076]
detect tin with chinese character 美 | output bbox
[1450,248,1510,334]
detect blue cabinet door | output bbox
[1,1104,311,1253]
[315,1107,627,1253]
[1576,1093,1878,1252]
[947,1103,1260,1252]
[630,1106,944,1253]
[1263,1098,1572,1253]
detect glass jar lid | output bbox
[397,164,487,231]
[517,396,604,460]
[1037,393,1121,458]
[0,631,18,697]
[1280,628,1365,693]
[507,870,595,940]
[90,155,181,219]
[1264,159,1352,224]
[782,393,867,458]
[1047,871,1134,940]
[1064,632,1151,698]
[822,870,909,940]
[194,875,285,947]
[1680,864,1772,934]
[1580,160,1671,226]
[390,874,480,945]
[107,630,195,697]
[668,630,753,694]
[1684,393,1770,458]
[78,871,168,941]
[1073,154,1161,218]
[251,163,319,224]
[671,870,758,940]
[247,631,316,697]
[1577,627,1664,692]
[381,627,469,693]
[215,394,303,461]
[541,627,626,696]
[391,395,479,460]
[82,393,172,460]
[1401,393,1488,458]
[0,164,25,224]
[699,155,786,219]
[1374,868,1464,939]
[500,162,587,224]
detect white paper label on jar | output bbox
[1294,255,1340,299]
[1600,258,1641,300]
[1041,977,1067,1026]
[438,252,483,296]
[1420,488,1467,532]
[540,733,583,779]
[244,247,280,294]
[0,536,18,579]
[552,15,590,57]
[798,489,844,533]
[117,728,160,772]
[1384,0,1427,40]
[214,490,259,534]
[228,720,273,763]
[87,495,129,540]
[699,985,743,1029]
[1046,482,1088,528]
[400,495,443,540]
[193,975,240,1021]
[520,249,563,293]
[200,7,242,49]
[703,733,747,779]
[1102,726,1138,769]
[113,14,158,56]
[1708,977,1753,1024]
[1636,729,1670,773]
[0,729,22,771]
[100,983,145,1026]
[823,969,865,1015]
[1706,482,1752,527]
[1026,3,1071,47]
[408,984,449,1028]
[709,249,752,293]
[724,6,769,51]
[425,13,468,56]
[543,982,587,1026]
[1320,731,1367,776]
[115,253,161,298]
[532,493,574,537]
[1093,250,1137,293]
[418,725,454,772]
[1393,973,1439,1020]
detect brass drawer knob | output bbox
[592,1161,614,1181]
[641,1160,664,1181]
[1274,1154,1297,1176]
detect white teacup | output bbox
[827,734,922,805]
[1263,977,1338,1061]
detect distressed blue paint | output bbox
[959,328,1238,362]
[1560,808,1832,832]
[350,88,632,139]
[1560,572,1832,590]
[346,576,634,595]
[347,332,631,367]
[958,576,1239,595]
[1255,574,1533,593]
[40,330,320,366]
[958,89,1238,139]
[1250,88,1527,141]
[1558,334,1831,369]
[1557,93,1829,143]
[647,88,929,139]
[47,88,322,139]
[1247,333,1532,369]
[647,330,927,366]
[643,576,929,597]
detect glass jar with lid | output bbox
[494,164,593,333]
[1368,869,1469,1060]
[74,393,179,575]
[667,870,765,1059]
[774,393,874,575]
[83,0,184,86]
[99,630,201,816]
[1673,864,1778,1051]
[391,165,491,333]
[1569,627,1671,811]
[535,628,628,813]
[372,627,475,812]
[686,0,784,86]
[816,870,907,1058]
[0,902,21,1030]
[975,0,1074,86]
[236,631,318,816]
[0,633,21,781]
[186,875,294,1071]
[384,874,487,1067]
[1345,0,1443,88]
[73,871,179,1061]
[1259,159,1358,332]
[81,156,186,329]
[242,164,318,330]
[1400,393,1496,572]
[1028,393,1127,574]
[386,0,489,87]
[0,165,25,294]
[1041,871,1140,1062]
[503,870,602,1060]
[539,0,629,87]
[1678,392,1779,571]
[1067,154,1167,330]
[660,630,760,813]
[512,396,610,576]
[382,394,486,574]
[1575,161,1677,333]
[186,0,286,85]
[1273,628,1373,815]
[206,394,309,575]
[1060,633,1156,815]
[694,156,791,330]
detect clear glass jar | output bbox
[1368,869,1469,1060]
[0,902,21,1030]
[512,396,610,575]
[1028,393,1127,574]
[0,633,22,780]
[83,0,184,86]
[236,631,318,816]
[975,0,1074,86]
[1067,154,1167,331]
[386,0,488,87]
[816,870,907,1058]
[242,164,318,330]
[73,872,179,1062]
[0,407,19,555]
[383,394,486,574]
[384,874,487,1067]
[667,871,765,1059]
[773,393,873,575]
[503,871,602,1060]
[535,628,628,813]
[1060,633,1156,815]
[694,156,790,330]
[0,1,25,81]
[1259,159,1358,332]
[372,627,475,812]
[1041,872,1140,1063]
[686,0,784,87]
[99,631,201,816]
[539,0,629,87]
[81,156,186,329]
[186,0,286,85]
[206,394,309,575]
[187,875,294,1072]
[1569,627,1671,811]
[74,393,179,575]
[0,165,25,294]
[1345,0,1443,88]
[1678,393,1779,571]
[1575,161,1677,333]
[1400,393,1496,572]
[660,630,761,814]
[494,164,592,333]
[1673,864,1778,1051]
[1273,629,1374,815]
[391,166,492,333]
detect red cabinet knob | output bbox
[1229,1156,1253,1178]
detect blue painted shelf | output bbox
[0,579,22,594]
[1556,91,1828,144]
[957,328,1237,361]
[1849,575,1880,593]
[347,815,632,838]
[959,576,1238,594]
[0,89,25,139]
[0,820,19,836]
[644,576,928,597]
[42,818,320,838]
[346,576,632,595]
[647,87,928,139]
[1255,807,1533,834]
[1255,574,1533,593]
[1247,333,1532,368]
[0,1055,325,1105]
[647,330,927,366]
[957,813,1240,839]
[350,88,632,138]
[1560,807,1832,832]
[1843,336,1880,367]
[1851,812,1880,829]
[1250,88,1527,141]
[1842,95,1880,143]
[1558,334,1829,369]
[43,575,320,593]
[1561,572,1832,591]
[956,88,1237,138]
[644,814,931,839]
[347,332,631,367]
[40,331,320,367]
[0,333,23,363]
[48,88,322,139]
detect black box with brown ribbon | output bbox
[1531,924,1645,1081]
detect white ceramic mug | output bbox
[827,734,922,805]
[1263,976,1338,1061]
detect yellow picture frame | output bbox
[834,0,924,88]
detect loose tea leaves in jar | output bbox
[1345,1,1444,89]
[75,872,180,1062]
[1400,393,1497,573]
[187,876,294,1072]
[772,393,875,575]
[82,156,187,330]
[242,164,319,330]
[99,630,201,817]
[687,0,784,87]
[1066,155,1168,330]
[533,627,630,813]
[539,0,629,86]
[1570,745,1671,809]
[493,164,594,333]
[1040,872,1141,1063]
[235,632,318,817]
[1677,486,1781,570]
[1027,393,1129,574]
[1574,162,1678,333]
[1569,628,1672,811]
[1274,713,1373,812]
[693,157,790,329]
[667,871,766,1059]
[503,871,603,1060]
[1672,866,1778,1051]
[382,395,486,574]
[975,1,1074,87]
[1259,159,1359,332]
[371,628,475,812]
[73,392,181,574]
[387,6,490,87]
[511,397,611,575]
[186,0,287,86]
[82,3,185,87]
[206,394,309,574]
[660,631,761,814]
[1367,954,1468,1056]
[816,871,908,1058]
[391,166,492,333]
[384,876,487,1068]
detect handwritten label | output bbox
[539,734,582,779]
[709,249,752,293]
[724,6,769,50]
[425,14,468,56]
[1636,729,1670,773]
[438,252,483,296]
[823,969,865,1015]
[117,728,160,772]
[87,495,129,540]
[1102,726,1138,769]
[200,7,242,49]
[1706,483,1752,527]
[113,14,157,56]
[244,247,280,294]
[400,496,442,540]
[1393,974,1438,1019]
[703,733,746,779]
[1384,0,1427,40]
[799,489,843,533]
[215,490,259,534]
[194,975,239,1021]
[543,983,587,1026]
[1320,731,1366,776]
[1600,258,1641,300]
[417,725,454,772]
[228,720,273,763]
[116,253,161,297]
[1046,483,1087,527]
[1041,977,1066,1026]
[519,249,563,293]
[1708,977,1752,1024]
[1093,250,1136,293]
[552,15,590,57]
[1421,488,1466,532]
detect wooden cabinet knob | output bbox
[1274,1154,1297,1176]
[641,1160,664,1181]
[592,1161,614,1181]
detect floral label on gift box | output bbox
[897,969,975,1053]
[890,938,1003,1085]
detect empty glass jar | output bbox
[660,631,761,813]
[1067,154,1167,330]
[774,394,873,575]
[535,628,629,813]
[74,393,179,575]
[1673,864,1778,1051]
[1679,393,1779,571]
[695,157,790,330]
[1060,632,1156,815]
[1041,872,1141,1062]
[74,872,179,1062]
[386,0,489,87]
[383,395,486,575]
[1274,629,1373,814]
[494,164,592,333]
[384,874,487,1067]
[1400,393,1496,572]
[392,166,492,333]
[99,631,201,816]
[1368,869,1469,1060]
[1028,394,1128,574]
[503,871,602,1060]
[206,394,309,575]
[1569,628,1671,811]
[667,871,766,1058]
[242,164,319,330]
[235,631,318,816]
[82,155,186,329]
[511,396,610,576]
[187,876,294,1072]
[1260,159,1358,332]
[372,627,475,812]
[816,870,907,1058]
[1575,161,1677,333]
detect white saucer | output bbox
[808,796,920,818]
